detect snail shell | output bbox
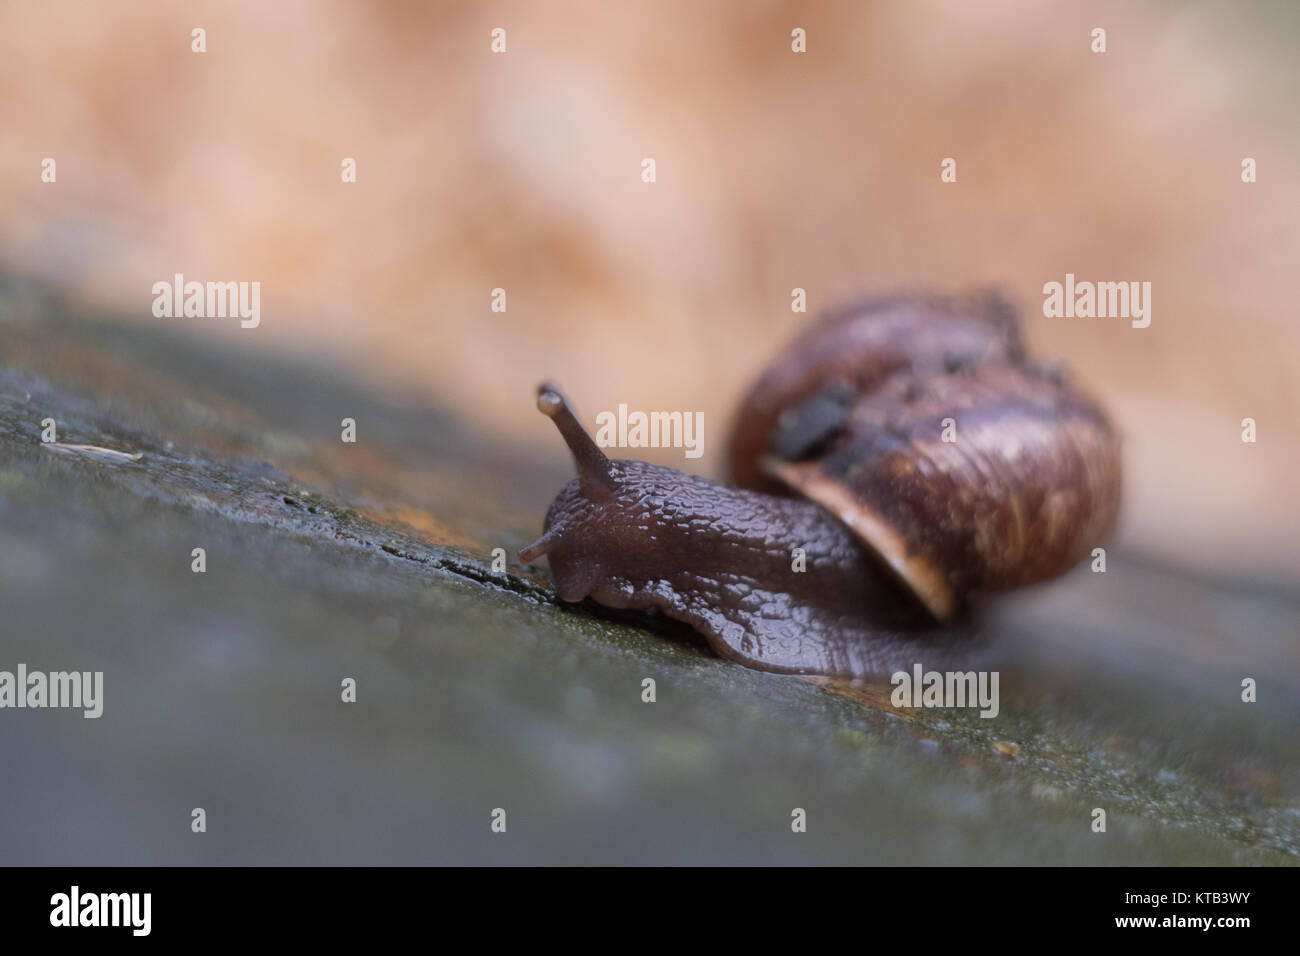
[732,292,1122,619]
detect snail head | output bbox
[518,383,680,603]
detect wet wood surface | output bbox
[1,277,1296,864]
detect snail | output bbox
[518,292,1121,678]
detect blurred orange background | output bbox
[1,0,1297,588]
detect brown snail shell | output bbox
[728,291,1027,490]
[731,293,1122,619]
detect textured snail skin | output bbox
[530,459,963,676]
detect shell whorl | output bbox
[731,294,1122,618]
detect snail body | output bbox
[519,293,1121,678]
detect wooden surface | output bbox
[1,277,1296,864]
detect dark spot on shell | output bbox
[770,382,855,461]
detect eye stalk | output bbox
[534,382,615,500]
[518,382,615,564]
